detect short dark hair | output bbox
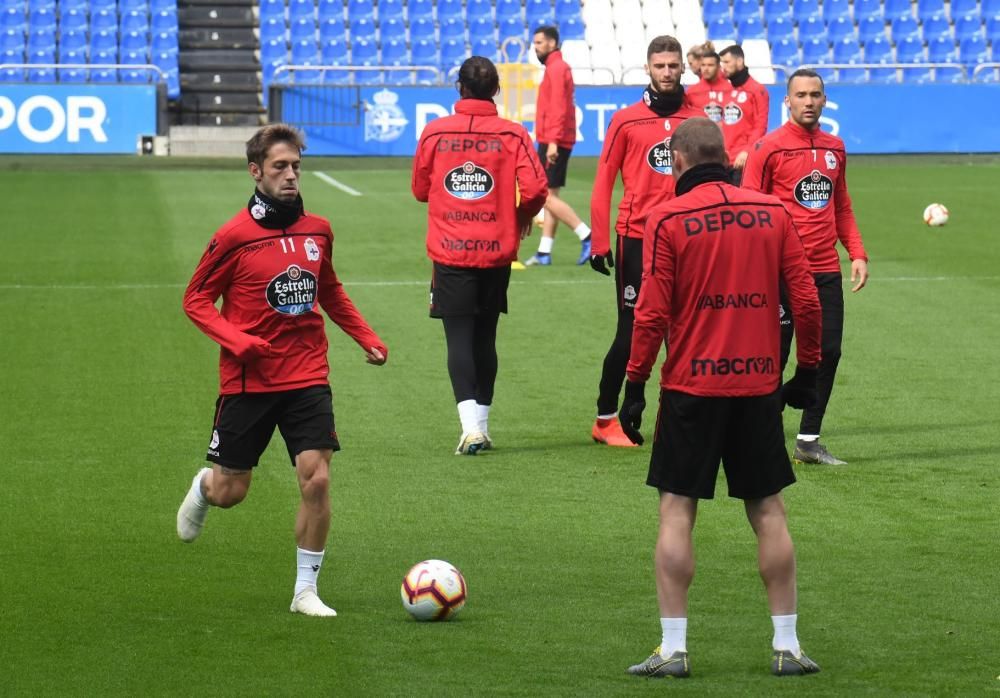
[246,123,305,166]
[719,44,744,60]
[786,67,825,93]
[669,117,727,167]
[533,25,559,45]
[701,51,720,63]
[647,35,682,61]
[457,56,500,100]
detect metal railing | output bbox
[270,64,443,85]
[788,62,970,81]
[0,62,166,81]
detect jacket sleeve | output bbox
[317,232,389,357]
[182,231,264,360]
[589,114,626,257]
[626,212,674,383]
[833,156,868,261]
[514,130,549,224]
[740,139,772,193]
[751,85,770,143]
[411,132,433,203]
[780,215,822,368]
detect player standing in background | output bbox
[742,69,869,465]
[683,44,704,86]
[176,124,389,617]
[684,45,730,117]
[718,44,770,183]
[619,118,823,678]
[412,56,548,454]
[521,25,592,267]
[587,35,698,447]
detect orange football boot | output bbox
[591,416,639,447]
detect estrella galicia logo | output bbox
[723,103,743,125]
[794,170,833,210]
[691,356,776,376]
[704,103,723,122]
[444,161,494,200]
[646,137,673,174]
[267,264,317,315]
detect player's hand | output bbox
[850,259,869,292]
[589,252,614,276]
[781,366,818,409]
[237,336,271,361]
[546,142,559,165]
[619,381,646,445]
[733,151,750,169]
[365,346,387,365]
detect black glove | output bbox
[589,252,614,276]
[782,366,819,409]
[619,380,646,445]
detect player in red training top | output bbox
[618,119,823,679]
[742,68,869,465]
[718,44,770,182]
[684,48,730,120]
[176,124,388,617]
[520,25,593,267]
[587,35,698,447]
[412,56,548,454]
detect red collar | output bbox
[455,98,498,116]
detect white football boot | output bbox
[290,587,338,617]
[176,468,211,542]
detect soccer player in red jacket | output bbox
[412,56,548,454]
[684,48,730,120]
[521,25,592,267]
[742,69,869,465]
[619,118,823,678]
[718,44,770,180]
[176,124,388,617]
[587,35,699,447]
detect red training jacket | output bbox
[535,49,576,148]
[627,179,822,396]
[412,98,548,268]
[742,119,867,273]
[720,74,770,161]
[684,73,731,118]
[590,99,700,257]
[184,209,386,394]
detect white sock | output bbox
[771,613,801,655]
[574,222,591,240]
[458,399,480,434]
[538,236,554,254]
[797,434,819,442]
[660,617,687,656]
[295,547,325,595]
[597,412,617,420]
[192,469,208,507]
[477,403,491,434]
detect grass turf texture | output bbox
[1,155,998,696]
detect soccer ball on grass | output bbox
[400,559,467,621]
[923,203,949,227]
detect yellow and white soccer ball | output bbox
[923,203,949,227]
[400,559,467,621]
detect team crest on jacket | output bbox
[704,103,723,122]
[723,103,743,124]
[647,137,673,174]
[267,264,317,315]
[825,150,838,170]
[304,237,320,262]
[445,161,494,200]
[794,170,833,210]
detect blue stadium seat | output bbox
[58,7,87,34]
[770,36,800,70]
[922,13,952,42]
[0,27,22,52]
[498,16,526,43]
[289,0,316,22]
[121,9,150,35]
[703,0,731,23]
[559,14,585,38]
[526,0,555,27]
[987,12,1000,42]
[151,30,177,54]
[290,17,317,44]
[440,36,467,71]
[59,0,88,12]
[27,26,55,53]
[319,36,347,63]
[763,0,792,23]
[0,47,24,81]
[90,0,117,13]
[119,0,148,15]
[438,0,464,22]
[410,16,436,42]
[381,37,407,63]
[496,0,523,23]
[822,0,852,22]
[408,0,435,21]
[290,37,318,64]
[916,0,947,19]
[853,0,883,21]
[316,0,341,21]
[377,0,405,22]
[260,16,285,44]
[261,36,286,65]
[380,16,406,43]
[864,35,896,81]
[555,0,581,22]
[767,16,795,42]
[929,37,963,80]
[351,37,379,83]
[801,36,830,63]
[472,37,499,61]
[347,0,375,20]
[349,15,376,42]
[319,15,346,42]
[959,33,988,62]
[883,0,912,20]
[59,28,87,53]
[828,15,856,41]
[858,15,886,41]
[738,15,766,40]
[798,15,826,40]
[733,0,761,22]
[951,0,979,14]
[832,35,863,60]
[891,15,921,40]
[28,0,56,12]
[59,59,88,83]
[28,6,55,32]
[411,38,439,82]
[151,9,178,35]
[27,46,55,83]
[440,16,467,43]
[898,36,932,80]
[121,48,152,84]
[89,29,117,55]
[707,16,736,39]
[792,0,821,22]
[151,49,179,97]
[90,8,117,33]
[120,30,147,53]
[954,13,984,40]
[260,0,284,21]
[469,16,496,44]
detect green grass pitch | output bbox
[1,154,998,696]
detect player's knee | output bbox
[300,470,329,502]
[213,483,248,508]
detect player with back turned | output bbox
[176,124,388,617]
[618,118,824,678]
[742,68,869,465]
[587,35,699,447]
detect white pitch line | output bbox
[315,171,362,197]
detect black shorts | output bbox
[429,262,511,318]
[206,385,340,470]
[536,142,572,188]
[646,389,795,500]
[615,236,643,311]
